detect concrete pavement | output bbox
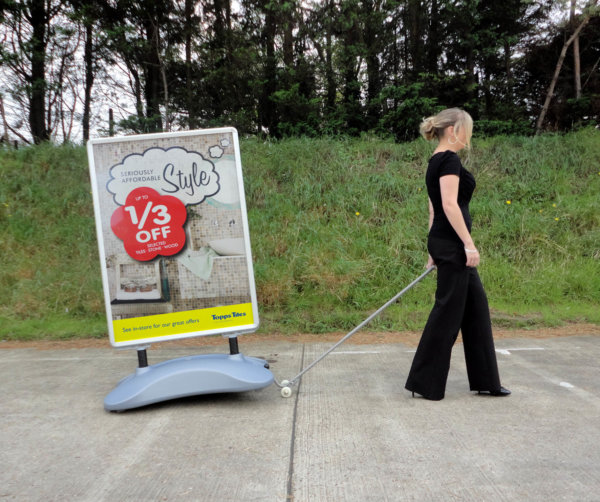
[1,333,600,501]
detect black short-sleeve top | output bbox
[426,150,476,243]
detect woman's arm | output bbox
[428,197,434,231]
[427,198,435,268]
[439,175,480,267]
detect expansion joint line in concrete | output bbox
[286,343,305,500]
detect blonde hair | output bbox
[420,108,473,148]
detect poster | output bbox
[87,128,259,348]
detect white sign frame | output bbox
[87,127,259,348]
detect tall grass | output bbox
[244,129,600,332]
[0,130,598,339]
[0,144,106,339]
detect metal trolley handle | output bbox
[276,266,435,397]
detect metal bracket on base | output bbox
[104,352,274,411]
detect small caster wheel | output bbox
[281,387,293,398]
[281,380,290,387]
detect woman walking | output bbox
[405,108,510,401]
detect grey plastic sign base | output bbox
[104,353,273,411]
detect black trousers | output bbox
[405,236,501,400]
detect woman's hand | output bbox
[464,247,480,267]
[426,254,435,269]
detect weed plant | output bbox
[0,129,598,340]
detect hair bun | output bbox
[418,108,472,147]
[419,117,437,141]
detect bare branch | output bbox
[535,3,597,133]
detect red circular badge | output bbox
[111,187,187,261]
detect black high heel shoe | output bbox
[477,386,511,397]
[410,391,443,401]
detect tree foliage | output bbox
[1,0,599,143]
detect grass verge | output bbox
[1,130,598,340]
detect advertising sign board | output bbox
[87,128,259,348]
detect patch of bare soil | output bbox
[1,323,599,351]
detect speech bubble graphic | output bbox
[107,147,220,207]
[111,187,188,261]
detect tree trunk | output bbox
[259,2,277,134]
[158,49,169,132]
[0,95,31,144]
[341,2,362,134]
[363,0,381,129]
[126,61,145,124]
[535,11,593,133]
[82,21,94,141]
[571,0,582,98]
[408,0,424,75]
[184,0,195,127]
[325,1,336,110]
[213,0,225,46]
[144,17,163,132]
[504,40,513,101]
[283,2,294,68]
[573,35,582,98]
[427,0,439,73]
[109,108,115,137]
[0,96,8,143]
[28,0,49,143]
